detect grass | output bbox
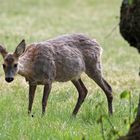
[0,0,140,139]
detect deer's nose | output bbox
[5,77,14,83]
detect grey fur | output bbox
[19,34,102,85]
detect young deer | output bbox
[0,34,113,115]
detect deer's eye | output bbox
[14,64,18,68]
[2,64,6,69]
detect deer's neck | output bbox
[18,62,25,76]
[18,57,30,78]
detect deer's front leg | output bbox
[42,83,52,115]
[28,84,37,114]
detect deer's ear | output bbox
[0,44,8,58]
[14,39,26,57]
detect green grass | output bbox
[0,0,140,139]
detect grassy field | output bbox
[0,0,140,139]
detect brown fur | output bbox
[0,33,113,115]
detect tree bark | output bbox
[120,0,140,52]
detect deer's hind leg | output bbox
[72,78,88,116]
[86,62,113,114]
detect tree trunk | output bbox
[120,0,140,53]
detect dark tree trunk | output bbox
[120,0,140,53]
[119,1,140,139]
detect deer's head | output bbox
[0,40,26,83]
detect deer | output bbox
[0,33,113,116]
